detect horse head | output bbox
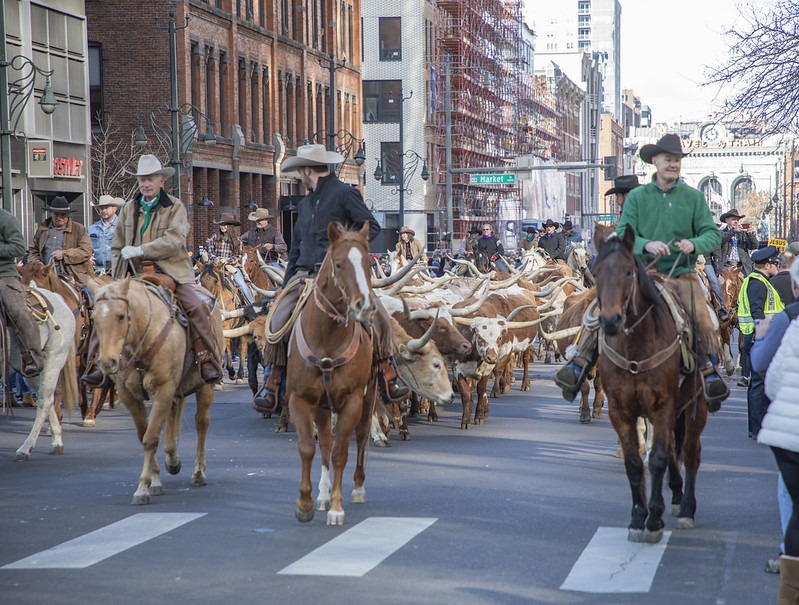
[18,259,55,289]
[91,277,133,375]
[320,222,375,326]
[592,224,637,336]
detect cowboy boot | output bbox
[194,339,222,383]
[81,331,107,387]
[554,324,599,402]
[254,364,284,414]
[701,363,729,413]
[778,555,799,605]
[379,357,410,402]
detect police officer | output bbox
[738,245,784,438]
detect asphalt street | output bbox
[0,364,782,605]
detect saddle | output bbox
[139,261,177,292]
[650,276,697,374]
[24,288,55,324]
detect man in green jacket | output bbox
[555,133,729,410]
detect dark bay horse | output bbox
[90,277,222,504]
[285,222,376,525]
[592,225,708,543]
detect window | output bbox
[379,142,401,185]
[733,177,754,207]
[362,80,401,122]
[88,44,103,131]
[239,58,248,140]
[379,17,401,61]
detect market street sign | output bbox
[596,214,616,222]
[469,173,516,185]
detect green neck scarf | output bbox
[140,194,160,236]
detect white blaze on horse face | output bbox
[348,247,371,303]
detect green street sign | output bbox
[596,214,617,222]
[469,173,516,185]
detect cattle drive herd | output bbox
[4,229,723,539]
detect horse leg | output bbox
[130,388,174,505]
[353,385,378,503]
[676,401,708,528]
[592,376,605,419]
[276,405,290,433]
[610,405,648,541]
[427,399,438,422]
[163,396,186,480]
[191,384,214,487]
[521,348,532,391]
[579,381,591,423]
[315,408,333,512]
[235,338,247,383]
[288,393,316,522]
[327,395,362,526]
[474,374,490,424]
[642,408,675,543]
[15,369,61,460]
[457,375,473,430]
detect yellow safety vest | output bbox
[737,271,784,334]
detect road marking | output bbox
[2,513,206,570]
[279,516,437,577]
[560,527,671,593]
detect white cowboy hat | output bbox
[247,207,279,221]
[91,195,126,208]
[133,154,175,179]
[280,144,344,175]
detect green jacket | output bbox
[617,178,721,277]
[0,208,26,279]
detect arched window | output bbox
[732,176,754,207]
[699,176,723,212]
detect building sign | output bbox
[26,140,53,178]
[768,238,788,252]
[53,156,84,178]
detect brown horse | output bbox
[719,266,743,375]
[199,264,248,382]
[592,225,708,543]
[90,277,222,505]
[285,222,376,525]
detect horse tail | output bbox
[60,341,79,420]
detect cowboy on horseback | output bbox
[82,155,222,386]
[555,133,730,410]
[0,208,44,377]
[255,144,409,414]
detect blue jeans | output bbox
[232,268,255,305]
[704,263,725,309]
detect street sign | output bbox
[469,173,516,185]
[596,214,616,222]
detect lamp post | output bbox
[373,149,429,228]
[0,10,58,213]
[318,51,347,152]
[134,103,216,162]
[305,128,365,175]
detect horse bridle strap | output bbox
[293,315,363,399]
[599,331,681,376]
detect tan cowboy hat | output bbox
[248,207,279,221]
[280,144,344,175]
[399,226,415,236]
[91,195,126,208]
[133,154,175,179]
[213,212,241,226]
[719,208,745,222]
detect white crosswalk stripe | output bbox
[560,527,671,593]
[278,516,438,577]
[1,513,206,570]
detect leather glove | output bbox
[121,245,144,260]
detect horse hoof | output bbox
[192,472,207,487]
[326,510,345,526]
[235,378,245,385]
[50,445,64,456]
[275,425,288,433]
[643,528,664,543]
[351,487,366,503]
[373,439,390,448]
[131,493,150,505]
[15,451,29,462]
[671,504,681,517]
[166,460,181,475]
[150,485,163,496]
[400,431,410,441]
[627,528,645,542]
[83,419,95,428]
[676,516,695,530]
[580,415,590,423]
[316,499,330,512]
[295,507,314,523]
[592,411,603,419]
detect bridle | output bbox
[312,239,372,327]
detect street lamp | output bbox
[134,103,216,155]
[305,129,365,175]
[373,149,429,227]
[318,50,348,152]
[0,46,58,212]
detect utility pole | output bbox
[445,57,453,239]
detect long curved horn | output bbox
[539,325,582,341]
[533,276,579,298]
[263,266,285,287]
[506,304,538,321]
[371,251,422,288]
[446,255,483,277]
[449,281,491,317]
[374,260,387,279]
[383,266,426,295]
[499,255,519,274]
[251,283,278,298]
[222,308,246,320]
[402,275,456,294]
[223,325,252,338]
[405,310,439,353]
[465,275,491,299]
[488,271,524,290]
[402,297,412,320]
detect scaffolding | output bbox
[431,0,526,242]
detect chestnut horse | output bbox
[285,222,376,525]
[199,264,248,382]
[592,225,708,543]
[90,277,223,505]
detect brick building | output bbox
[86,0,363,249]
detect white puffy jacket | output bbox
[758,318,799,451]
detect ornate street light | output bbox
[304,129,365,176]
[373,149,429,227]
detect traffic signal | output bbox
[603,156,617,180]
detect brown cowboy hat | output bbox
[399,226,415,236]
[719,208,745,222]
[45,196,77,213]
[280,144,344,175]
[213,212,241,226]
[639,134,691,164]
[604,174,641,196]
[248,207,279,221]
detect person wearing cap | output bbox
[88,195,125,275]
[604,174,641,215]
[83,154,221,385]
[255,144,407,414]
[739,245,784,437]
[395,226,427,268]
[206,213,255,305]
[0,207,44,376]
[538,219,566,262]
[240,206,287,263]
[519,226,538,253]
[715,208,759,276]
[28,195,94,286]
[556,133,729,411]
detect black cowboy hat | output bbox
[213,212,241,226]
[751,245,780,265]
[639,134,691,164]
[604,174,641,196]
[562,220,575,231]
[543,218,560,228]
[45,196,76,213]
[525,226,537,234]
[719,208,745,222]
[469,226,482,234]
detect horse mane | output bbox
[595,237,670,329]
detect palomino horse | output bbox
[285,222,376,525]
[592,225,708,543]
[90,277,223,505]
[7,287,79,461]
